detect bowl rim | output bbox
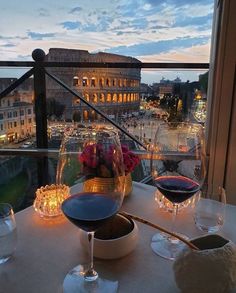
[94,213,137,243]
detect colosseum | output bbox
[46,48,141,121]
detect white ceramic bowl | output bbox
[80,213,139,259]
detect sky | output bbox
[0,0,214,83]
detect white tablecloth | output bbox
[1,182,236,293]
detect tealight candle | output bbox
[33,184,70,218]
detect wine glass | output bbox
[57,127,125,292]
[150,122,206,260]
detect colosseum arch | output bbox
[83,110,89,120]
[91,77,96,87]
[106,78,110,87]
[118,93,123,103]
[82,77,88,87]
[112,94,117,103]
[100,93,105,103]
[73,97,80,105]
[107,93,111,102]
[93,94,98,103]
[73,76,79,86]
[99,78,105,87]
[84,93,89,102]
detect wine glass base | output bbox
[151,232,188,261]
[63,265,118,293]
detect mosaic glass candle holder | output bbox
[33,184,70,218]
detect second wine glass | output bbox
[57,127,126,292]
[150,122,206,260]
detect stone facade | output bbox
[0,91,35,144]
[46,48,141,121]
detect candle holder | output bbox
[33,184,70,218]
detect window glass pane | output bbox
[0,1,215,209]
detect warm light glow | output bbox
[33,184,70,218]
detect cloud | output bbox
[147,0,212,6]
[69,7,82,14]
[60,21,81,30]
[0,0,214,80]
[38,8,50,17]
[27,32,56,40]
[104,36,210,57]
[138,42,211,63]
[17,54,32,60]
[0,35,27,40]
[117,1,142,17]
[116,31,140,36]
[60,15,113,33]
[2,43,16,47]
[174,13,213,29]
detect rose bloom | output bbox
[79,144,99,168]
[123,149,140,175]
[79,143,140,177]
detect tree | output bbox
[199,71,209,94]
[46,98,65,118]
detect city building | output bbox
[140,83,153,99]
[0,91,35,144]
[0,78,33,92]
[46,48,141,121]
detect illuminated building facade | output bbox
[0,92,35,143]
[46,48,141,121]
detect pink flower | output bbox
[122,149,140,175]
[121,145,129,154]
[79,143,140,177]
[79,144,99,168]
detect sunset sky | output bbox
[0,0,214,83]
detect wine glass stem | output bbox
[171,204,179,234]
[84,231,98,282]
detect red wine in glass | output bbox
[151,122,206,260]
[62,192,120,232]
[58,127,125,292]
[154,175,200,204]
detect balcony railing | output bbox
[0,49,209,211]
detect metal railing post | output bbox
[32,49,49,187]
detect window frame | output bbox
[206,0,236,203]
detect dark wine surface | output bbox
[62,192,119,232]
[154,175,200,203]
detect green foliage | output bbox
[0,171,28,209]
[199,71,209,94]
